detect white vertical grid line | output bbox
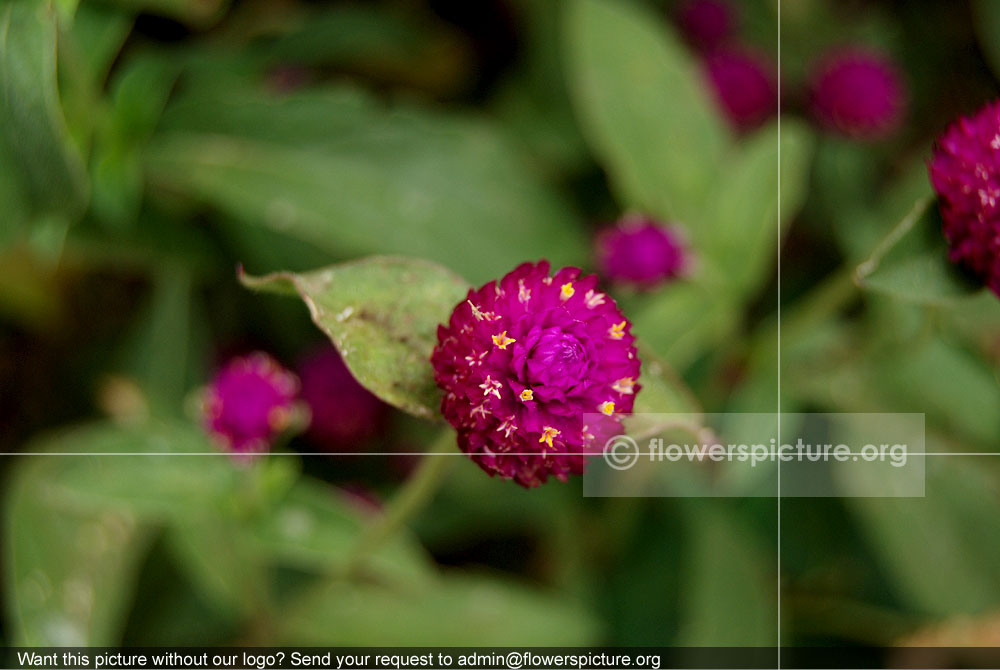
[776,0,783,667]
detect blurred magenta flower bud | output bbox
[596,216,690,289]
[704,47,778,131]
[431,261,641,488]
[202,352,299,455]
[298,344,387,450]
[929,100,1000,296]
[676,0,735,52]
[807,47,906,140]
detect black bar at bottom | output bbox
[3,646,1000,669]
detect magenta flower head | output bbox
[297,344,387,450]
[704,47,778,131]
[202,352,299,455]
[596,216,690,289]
[928,100,1000,296]
[676,0,735,52]
[431,261,641,488]
[807,47,906,140]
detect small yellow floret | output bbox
[560,282,575,300]
[539,426,561,448]
[598,401,615,416]
[609,321,627,340]
[612,377,636,394]
[492,331,516,349]
[520,389,534,401]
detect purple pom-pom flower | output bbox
[704,47,778,131]
[202,352,299,455]
[298,344,387,450]
[676,0,735,52]
[807,47,906,140]
[431,261,641,488]
[929,100,1000,296]
[596,216,690,289]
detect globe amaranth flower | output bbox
[297,344,387,450]
[676,0,735,52]
[928,100,1000,296]
[596,215,690,289]
[704,47,778,131]
[202,352,299,454]
[431,261,641,488]
[807,47,906,140]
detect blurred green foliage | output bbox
[4,0,1000,659]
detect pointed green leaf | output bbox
[839,456,1000,616]
[678,503,777,645]
[564,0,729,224]
[703,119,815,295]
[146,86,585,283]
[241,256,468,420]
[277,573,600,645]
[0,0,89,240]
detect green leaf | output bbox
[0,0,89,238]
[249,479,435,587]
[91,52,180,228]
[702,119,815,296]
[62,2,132,88]
[628,283,739,371]
[856,195,983,304]
[117,265,208,417]
[4,461,151,645]
[973,0,1000,82]
[241,256,468,420]
[839,456,1000,616]
[4,421,436,639]
[29,423,243,521]
[624,344,702,440]
[677,503,777,645]
[875,338,1000,448]
[165,517,267,619]
[277,572,600,645]
[0,424,223,644]
[564,0,729,224]
[831,150,932,261]
[146,85,586,283]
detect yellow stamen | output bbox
[539,426,561,448]
[520,389,534,402]
[518,279,531,304]
[467,300,486,321]
[598,401,615,416]
[612,377,636,394]
[560,282,575,300]
[492,330,516,349]
[609,321,627,340]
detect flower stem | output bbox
[345,427,457,576]
[781,266,859,341]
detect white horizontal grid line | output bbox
[0,452,996,457]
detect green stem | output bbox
[781,266,859,342]
[345,427,457,575]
